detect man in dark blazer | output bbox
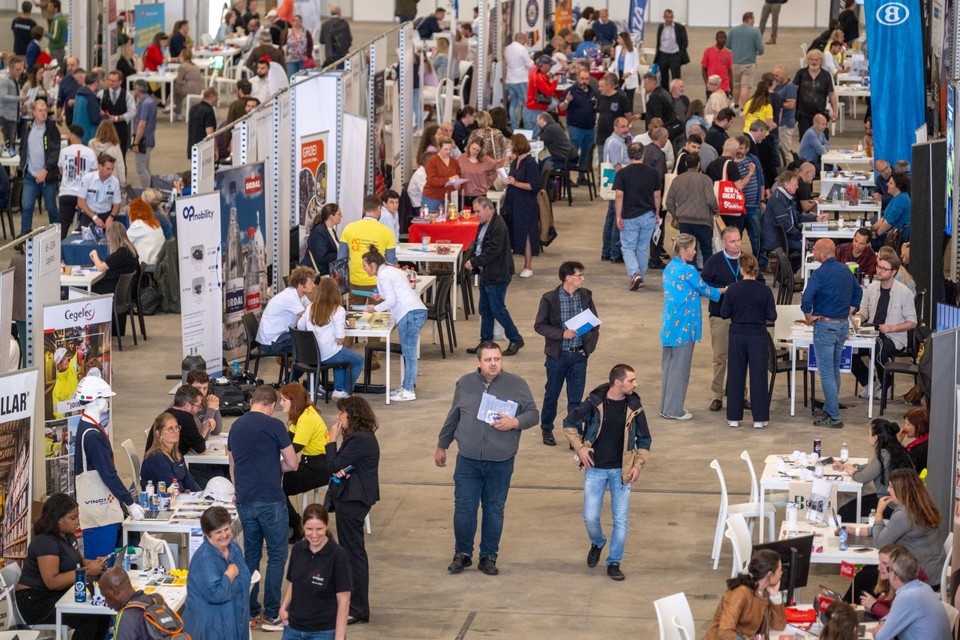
[534,261,600,446]
[654,9,689,90]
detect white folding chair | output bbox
[653,592,695,640]
[300,484,330,512]
[943,601,960,634]
[199,34,213,46]
[740,450,789,507]
[710,459,775,570]
[121,439,142,491]
[0,564,55,637]
[725,513,753,578]
[163,542,179,570]
[942,532,954,603]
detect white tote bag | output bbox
[599,163,617,201]
[76,428,125,530]
[662,151,683,205]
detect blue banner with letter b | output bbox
[864,0,924,169]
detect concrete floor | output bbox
[4,16,895,640]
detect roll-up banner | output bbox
[864,0,924,172]
[629,0,647,44]
[133,3,165,57]
[0,368,40,567]
[176,191,223,377]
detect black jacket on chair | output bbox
[326,430,380,507]
[465,213,513,286]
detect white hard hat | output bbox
[53,347,67,364]
[74,376,116,402]
[85,367,103,379]
[203,477,235,503]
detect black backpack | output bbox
[329,18,351,54]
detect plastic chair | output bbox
[0,563,56,636]
[121,438,142,491]
[653,592,695,640]
[113,271,139,350]
[944,601,960,634]
[425,276,456,358]
[740,450,789,508]
[710,459,776,570]
[184,94,203,123]
[942,532,954,603]
[880,324,929,416]
[289,328,349,403]
[767,331,809,404]
[725,513,753,578]
[241,312,286,383]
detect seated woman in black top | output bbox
[16,493,112,640]
[90,223,140,296]
[901,407,929,475]
[140,412,203,493]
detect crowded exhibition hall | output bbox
[0,0,957,637]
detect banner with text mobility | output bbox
[176,192,223,377]
[628,0,647,45]
[864,0,924,173]
[42,296,113,498]
[0,368,39,567]
[215,163,268,366]
[133,3,165,57]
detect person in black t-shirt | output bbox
[613,142,662,290]
[11,2,36,56]
[187,87,219,159]
[792,50,837,139]
[563,364,652,581]
[144,385,209,455]
[90,223,140,296]
[595,73,633,151]
[279,504,353,636]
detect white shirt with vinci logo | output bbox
[58,143,98,198]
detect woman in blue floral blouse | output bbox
[660,234,723,420]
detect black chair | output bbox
[879,324,930,415]
[362,343,404,387]
[113,272,138,351]
[581,143,598,202]
[548,156,575,206]
[131,262,150,340]
[772,248,796,306]
[3,176,20,239]
[425,275,456,358]
[456,258,475,319]
[767,330,808,405]
[775,225,802,265]
[288,328,349,403]
[241,312,287,384]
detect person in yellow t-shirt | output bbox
[742,81,777,134]
[51,347,79,419]
[279,383,331,542]
[337,194,398,297]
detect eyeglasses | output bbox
[163,425,181,432]
[877,265,894,272]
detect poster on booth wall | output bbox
[176,192,223,378]
[0,368,40,568]
[518,0,541,49]
[214,164,268,366]
[42,296,113,498]
[297,131,329,256]
[554,0,572,33]
[133,3,165,57]
[373,70,388,195]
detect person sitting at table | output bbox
[15,493,112,640]
[859,544,904,619]
[78,152,122,230]
[126,197,165,267]
[144,385,209,455]
[140,187,173,239]
[143,32,169,73]
[217,10,239,42]
[301,203,342,275]
[872,547,952,640]
[407,152,433,209]
[183,506,251,640]
[798,113,830,170]
[703,548,786,640]
[819,601,860,640]
[871,172,910,250]
[834,418,915,522]
[256,265,315,363]
[362,245,428,402]
[140,411,203,493]
[456,138,497,209]
[537,111,579,171]
[760,169,821,270]
[173,48,204,120]
[88,120,127,187]
[899,407,929,475]
[297,276,364,398]
[422,136,461,213]
[90,223,139,294]
[278,383,330,543]
[187,369,222,436]
[835,228,877,280]
[468,110,510,167]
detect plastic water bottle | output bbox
[868,509,876,527]
[146,480,155,496]
[74,565,86,602]
[123,549,131,571]
[839,526,849,551]
[232,360,240,376]
[840,442,849,463]
[170,479,180,498]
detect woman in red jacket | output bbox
[422,136,461,213]
[143,32,169,72]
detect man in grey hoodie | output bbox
[436,341,539,576]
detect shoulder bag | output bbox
[76,428,125,530]
[713,159,746,216]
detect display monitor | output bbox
[752,534,814,606]
[330,257,350,296]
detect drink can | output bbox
[813,439,822,457]
[150,494,160,512]
[140,491,149,509]
[160,496,170,511]
[158,481,166,495]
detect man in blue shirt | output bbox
[873,546,952,640]
[561,68,598,182]
[602,117,630,263]
[417,8,445,40]
[800,238,863,428]
[798,114,829,169]
[591,9,618,46]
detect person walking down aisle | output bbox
[654,10,688,90]
[704,549,786,639]
[228,385,299,630]
[437,342,539,576]
[726,12,765,109]
[660,234,722,421]
[614,142,661,291]
[563,364,651,581]
[720,253,776,428]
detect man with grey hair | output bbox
[772,65,797,154]
[614,142,661,290]
[704,74,730,125]
[131,79,157,188]
[798,113,829,168]
[602,117,630,263]
[873,546,951,640]
[642,127,668,184]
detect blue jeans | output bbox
[678,223,714,267]
[282,628,334,640]
[21,171,60,234]
[602,201,622,260]
[583,467,632,565]
[260,332,293,356]
[322,347,363,393]
[745,206,762,261]
[541,350,588,431]
[453,454,515,558]
[620,212,656,278]
[237,501,288,619]
[420,195,444,214]
[813,320,848,420]
[505,82,527,129]
[285,60,305,76]
[413,88,422,129]
[478,282,521,343]
[567,125,595,171]
[398,309,427,391]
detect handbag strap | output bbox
[80,428,93,473]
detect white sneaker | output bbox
[390,389,416,402]
[675,412,694,421]
[728,420,740,428]
[331,390,351,399]
[753,421,769,429]
[519,268,533,278]
[859,383,879,399]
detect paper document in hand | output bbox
[497,167,509,182]
[652,218,663,245]
[446,178,469,188]
[564,309,601,336]
[477,392,519,424]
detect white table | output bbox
[821,150,873,174]
[836,72,869,84]
[61,268,104,292]
[192,45,241,59]
[787,326,876,419]
[396,243,463,320]
[126,72,178,123]
[777,520,879,566]
[121,499,239,560]
[0,153,18,168]
[184,434,228,467]
[345,312,395,404]
[816,201,881,221]
[835,84,870,120]
[819,171,874,196]
[800,223,856,267]
[55,571,187,640]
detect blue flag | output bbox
[864,0,924,171]
[628,0,647,44]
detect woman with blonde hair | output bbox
[117,41,139,80]
[140,412,202,492]
[88,121,126,186]
[90,223,140,295]
[173,48,204,120]
[126,198,165,266]
[297,277,363,398]
[140,187,173,239]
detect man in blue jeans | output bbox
[563,364,651,581]
[801,239,863,429]
[560,68,598,184]
[19,98,60,235]
[614,142,661,290]
[228,385,299,630]
[601,117,630,262]
[534,261,600,446]
[436,342,539,576]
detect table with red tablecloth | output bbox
[407,218,479,247]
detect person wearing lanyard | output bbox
[77,153,121,229]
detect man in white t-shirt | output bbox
[77,153,121,230]
[503,32,534,130]
[57,125,97,240]
[256,265,316,361]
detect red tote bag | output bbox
[714,159,746,216]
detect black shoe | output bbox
[629,275,642,291]
[812,408,827,420]
[466,344,483,355]
[447,552,472,573]
[347,617,369,625]
[541,429,556,446]
[709,399,722,412]
[503,339,524,356]
[601,255,611,261]
[607,563,625,581]
[587,544,604,568]
[478,556,499,575]
[814,416,844,428]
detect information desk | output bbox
[60,268,104,292]
[407,217,478,248]
[55,570,187,640]
[121,497,240,563]
[125,72,178,123]
[61,235,109,264]
[777,520,879,566]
